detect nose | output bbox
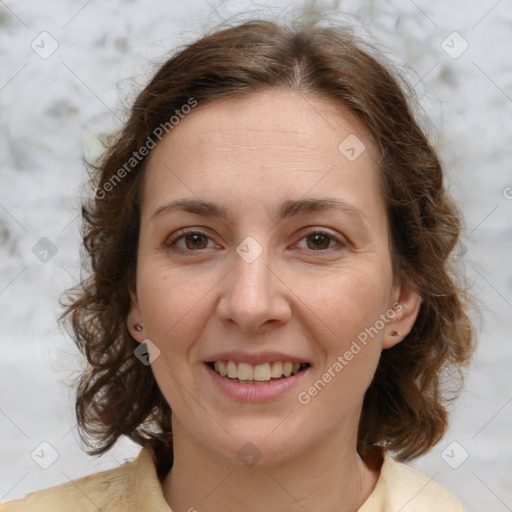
[216,243,292,334]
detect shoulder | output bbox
[0,448,165,512]
[359,451,465,512]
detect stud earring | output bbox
[390,330,400,337]
[134,323,143,332]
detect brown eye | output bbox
[306,233,332,250]
[294,230,345,253]
[183,233,209,250]
[165,230,216,253]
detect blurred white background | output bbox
[1,0,511,509]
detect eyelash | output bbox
[164,228,346,255]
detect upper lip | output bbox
[205,351,310,365]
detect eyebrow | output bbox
[151,197,367,224]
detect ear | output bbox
[127,290,145,343]
[383,283,422,349]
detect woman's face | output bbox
[129,90,420,466]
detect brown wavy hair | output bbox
[62,19,475,477]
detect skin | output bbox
[128,90,421,512]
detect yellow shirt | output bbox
[0,447,464,511]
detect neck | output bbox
[161,419,379,512]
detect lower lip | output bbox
[204,363,310,402]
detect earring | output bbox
[134,323,143,332]
[390,330,400,337]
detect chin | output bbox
[193,418,311,469]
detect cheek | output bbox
[137,265,216,350]
[301,263,392,342]
[299,264,392,394]
[300,275,387,411]
[137,267,215,407]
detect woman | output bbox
[1,19,474,511]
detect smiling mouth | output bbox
[206,361,310,384]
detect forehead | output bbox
[142,90,383,217]
[155,90,373,156]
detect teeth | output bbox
[254,363,271,381]
[210,360,307,381]
[227,361,237,379]
[237,362,253,381]
[271,361,283,378]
